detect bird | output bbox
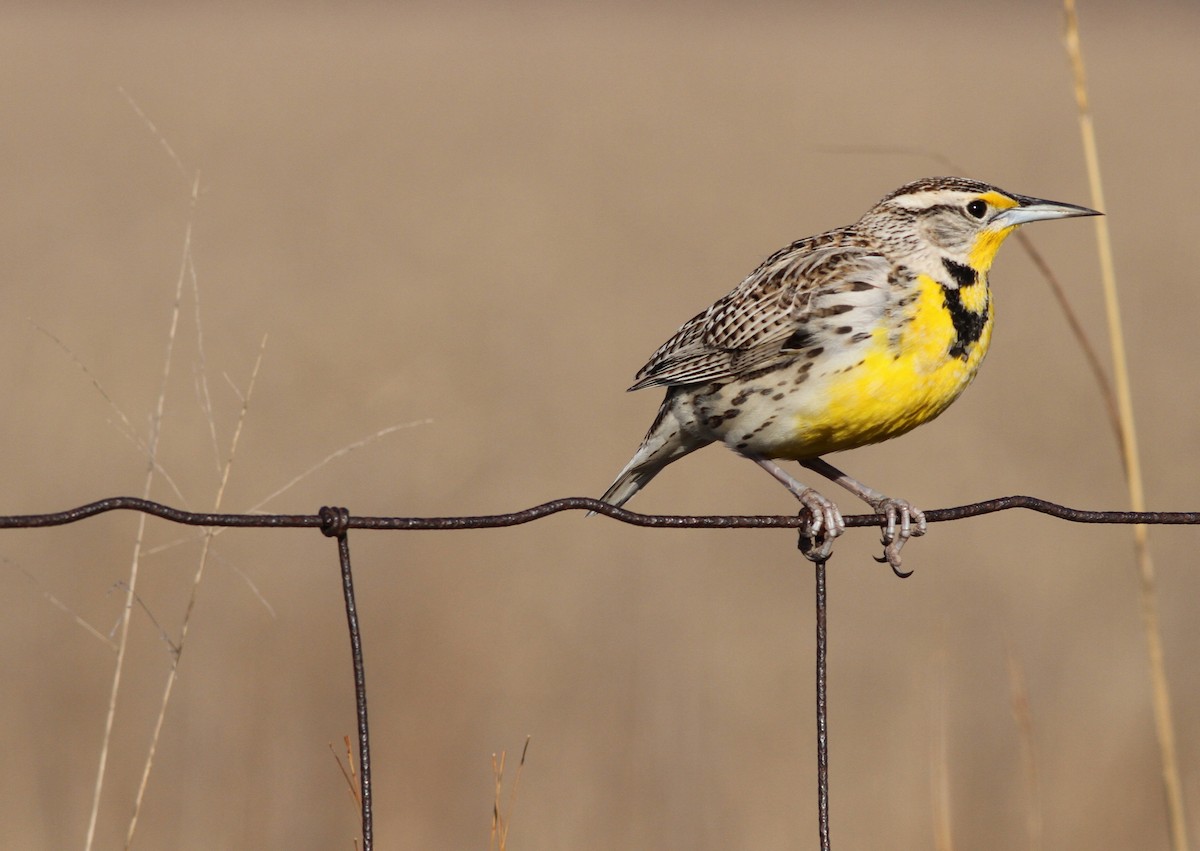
[597,176,1099,574]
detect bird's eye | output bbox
[966,199,988,219]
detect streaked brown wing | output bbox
[629,234,891,390]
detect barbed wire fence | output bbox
[6,496,1199,850]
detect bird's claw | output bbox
[870,498,926,577]
[795,488,844,563]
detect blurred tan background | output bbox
[2,2,1198,848]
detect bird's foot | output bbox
[869,498,926,577]
[795,488,845,563]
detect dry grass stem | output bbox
[330,735,362,805]
[11,560,116,649]
[929,647,953,851]
[125,332,267,848]
[186,249,224,478]
[1005,647,1042,851]
[490,737,532,851]
[137,537,277,617]
[83,172,194,851]
[489,750,506,851]
[246,418,434,513]
[1012,232,1121,451]
[32,323,188,506]
[1062,4,1188,849]
[117,87,189,182]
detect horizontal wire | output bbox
[0,495,1197,531]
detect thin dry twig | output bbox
[1062,5,1188,850]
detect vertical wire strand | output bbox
[815,557,830,851]
[324,507,372,851]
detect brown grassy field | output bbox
[2,2,1198,848]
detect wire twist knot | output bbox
[319,505,351,538]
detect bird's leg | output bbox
[799,457,926,577]
[753,458,845,562]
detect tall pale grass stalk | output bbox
[124,333,267,849]
[1062,4,1188,849]
[1006,647,1042,851]
[83,174,195,851]
[930,647,953,851]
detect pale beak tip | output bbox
[995,197,1102,227]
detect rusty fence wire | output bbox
[5,495,1200,851]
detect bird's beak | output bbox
[991,194,1102,229]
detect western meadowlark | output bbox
[598,176,1099,574]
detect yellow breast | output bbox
[782,274,993,458]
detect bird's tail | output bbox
[596,399,706,509]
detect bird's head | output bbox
[862,176,1101,273]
